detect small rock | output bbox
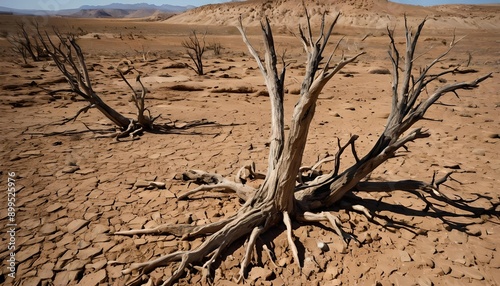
[62,166,80,174]
[148,153,161,159]
[134,180,151,188]
[472,149,486,156]
[317,241,329,252]
[400,250,413,262]
[150,181,166,189]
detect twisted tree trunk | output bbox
[115,11,491,286]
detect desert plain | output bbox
[0,0,499,285]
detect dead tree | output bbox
[182,30,207,75]
[8,21,47,63]
[115,12,491,286]
[35,29,158,138]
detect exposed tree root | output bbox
[120,204,275,286]
[283,211,301,270]
[115,11,492,286]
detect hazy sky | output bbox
[0,0,498,10]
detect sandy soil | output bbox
[0,6,499,286]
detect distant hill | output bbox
[0,3,195,18]
[165,0,500,30]
[79,3,194,13]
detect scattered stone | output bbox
[67,219,89,234]
[472,149,486,156]
[400,250,413,262]
[62,166,80,174]
[148,153,161,159]
[317,241,329,252]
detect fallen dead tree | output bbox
[115,10,492,286]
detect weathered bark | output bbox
[116,10,363,286]
[115,12,491,286]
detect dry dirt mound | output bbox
[165,0,500,30]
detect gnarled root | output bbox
[120,204,274,286]
[179,162,264,201]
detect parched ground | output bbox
[0,15,499,286]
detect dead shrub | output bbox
[212,86,255,93]
[170,84,204,91]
